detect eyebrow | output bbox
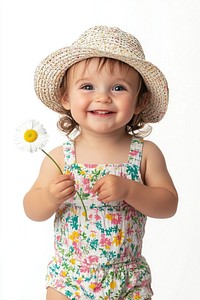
[113,77,132,86]
[74,78,91,85]
[74,77,133,86]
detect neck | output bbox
[75,128,130,147]
[73,129,132,164]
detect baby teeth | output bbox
[94,111,110,114]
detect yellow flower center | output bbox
[24,129,38,143]
[110,280,117,289]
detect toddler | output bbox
[24,26,178,299]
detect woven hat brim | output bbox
[34,47,168,123]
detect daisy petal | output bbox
[15,119,48,152]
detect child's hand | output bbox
[92,174,129,203]
[48,173,76,206]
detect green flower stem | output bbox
[41,148,88,221]
[76,191,89,221]
[41,149,63,174]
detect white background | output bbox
[1,0,200,299]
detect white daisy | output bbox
[15,119,48,153]
[15,119,88,220]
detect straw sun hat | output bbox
[34,26,168,123]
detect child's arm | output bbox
[23,146,75,221]
[92,141,178,218]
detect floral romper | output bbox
[46,137,153,299]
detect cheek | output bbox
[119,99,138,124]
[69,99,85,121]
[70,93,91,110]
[121,99,136,114]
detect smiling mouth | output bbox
[89,110,114,115]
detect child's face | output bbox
[61,58,141,135]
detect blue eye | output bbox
[81,84,94,90]
[113,85,126,91]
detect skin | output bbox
[23,58,178,299]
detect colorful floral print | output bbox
[46,137,153,299]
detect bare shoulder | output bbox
[48,145,64,165]
[141,140,177,197]
[49,145,63,154]
[31,145,64,189]
[141,140,168,182]
[42,145,65,173]
[142,139,166,165]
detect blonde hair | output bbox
[57,57,151,137]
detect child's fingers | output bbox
[63,173,74,180]
[61,185,76,198]
[92,177,104,194]
[97,190,110,202]
[60,179,75,192]
[55,173,74,183]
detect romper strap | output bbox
[128,137,144,168]
[63,139,76,168]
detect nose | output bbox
[94,92,112,103]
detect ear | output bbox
[134,105,143,115]
[134,91,149,115]
[61,93,71,110]
[134,100,144,115]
